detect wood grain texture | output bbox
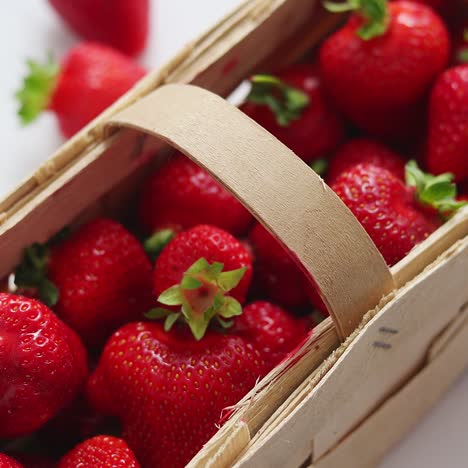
[107,83,395,340]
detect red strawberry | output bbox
[58,435,140,468]
[234,301,311,368]
[49,0,149,56]
[15,218,153,346]
[139,154,253,239]
[241,64,344,162]
[0,454,23,468]
[326,139,406,184]
[152,225,253,339]
[249,223,326,312]
[0,293,87,438]
[426,65,468,182]
[5,453,54,468]
[16,42,146,137]
[320,1,449,142]
[92,322,267,467]
[330,161,466,265]
[85,370,118,417]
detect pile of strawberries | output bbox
[3,0,467,467]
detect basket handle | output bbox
[106,84,394,340]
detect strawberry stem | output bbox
[16,52,59,125]
[246,74,310,126]
[405,161,467,218]
[323,0,389,40]
[144,228,175,261]
[148,257,246,340]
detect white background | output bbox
[1,1,468,466]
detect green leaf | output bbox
[309,159,328,176]
[38,279,59,307]
[158,285,184,306]
[405,160,466,217]
[143,228,175,261]
[247,74,310,127]
[181,275,202,290]
[218,297,243,319]
[145,308,172,320]
[323,0,360,12]
[186,257,210,275]
[47,226,71,247]
[14,243,50,289]
[205,261,224,280]
[164,313,181,332]
[218,267,247,292]
[187,317,209,341]
[16,52,59,125]
[217,317,234,329]
[457,48,468,64]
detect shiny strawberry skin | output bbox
[58,436,140,468]
[93,322,267,467]
[49,42,146,137]
[139,155,253,236]
[0,293,87,438]
[320,2,449,141]
[327,139,406,184]
[331,163,440,265]
[0,454,24,468]
[154,224,253,304]
[48,218,153,346]
[242,64,345,162]
[249,223,326,312]
[234,301,310,368]
[49,0,149,56]
[426,65,468,182]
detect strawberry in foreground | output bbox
[0,293,87,438]
[16,42,146,137]
[331,161,466,266]
[234,301,311,369]
[241,64,344,163]
[0,454,24,468]
[49,0,149,57]
[15,218,153,346]
[249,222,326,313]
[320,0,449,141]
[152,224,253,339]
[326,139,406,184]
[426,65,468,183]
[139,154,253,245]
[58,435,140,468]
[91,322,266,467]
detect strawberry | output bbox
[4,453,54,468]
[48,0,149,57]
[320,1,449,142]
[0,454,23,468]
[326,139,406,184]
[0,293,87,438]
[330,161,466,265]
[249,223,326,313]
[58,435,140,468]
[139,154,253,242]
[14,218,153,346]
[234,301,311,368]
[16,43,146,137]
[92,322,267,467]
[241,64,344,163]
[152,225,253,339]
[426,65,468,182]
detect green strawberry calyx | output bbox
[145,257,246,340]
[323,0,389,40]
[143,228,176,261]
[246,74,310,126]
[457,29,468,64]
[13,227,70,306]
[405,161,467,217]
[16,52,60,125]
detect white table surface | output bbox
[1,1,468,466]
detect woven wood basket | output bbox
[3,1,468,467]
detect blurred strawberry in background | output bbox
[48,0,149,57]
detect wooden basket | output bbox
[2,1,468,467]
